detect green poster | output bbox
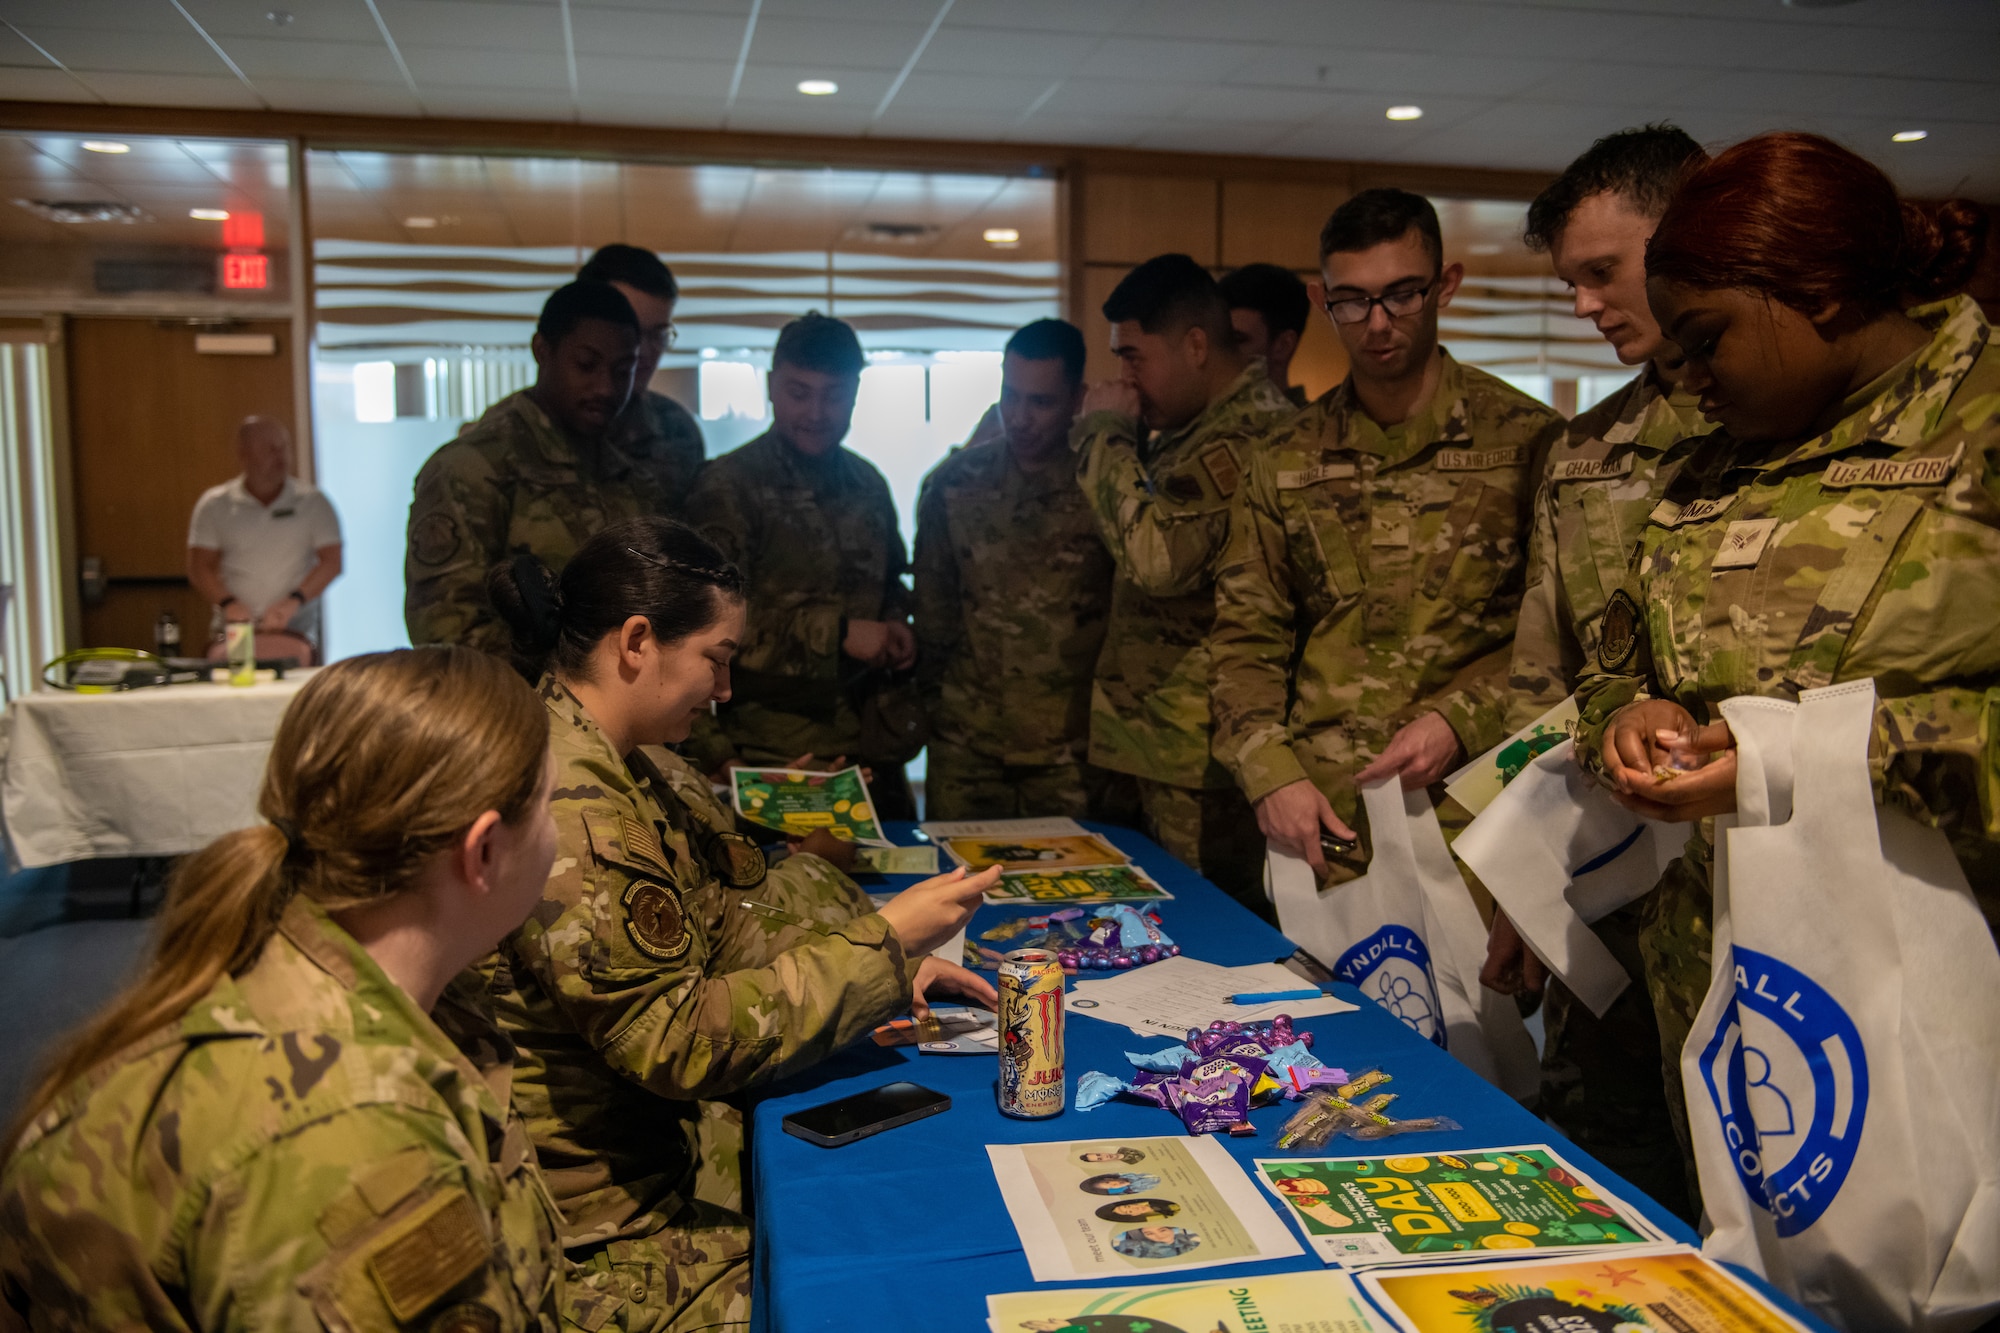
[730,766,890,845]
[985,864,1172,904]
[1255,1145,1664,1268]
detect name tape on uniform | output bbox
[1651,495,1736,527]
[1822,445,1962,489]
[1548,455,1635,483]
[1276,462,1357,489]
[1435,444,1526,471]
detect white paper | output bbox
[987,1134,1303,1282]
[1065,954,1357,1038]
[916,816,1087,840]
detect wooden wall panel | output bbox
[68,317,294,649]
[1220,178,1350,270]
[1081,173,1219,267]
[1076,264,1126,385]
[1291,311,1350,402]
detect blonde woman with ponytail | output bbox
[0,647,566,1332]
[483,517,996,1332]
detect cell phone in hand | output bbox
[780,1081,951,1148]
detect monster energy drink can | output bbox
[998,947,1065,1118]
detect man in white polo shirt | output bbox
[187,416,343,662]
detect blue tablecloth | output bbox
[749,821,1828,1331]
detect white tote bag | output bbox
[1684,680,2000,1331]
[1454,738,1690,1017]
[1269,776,1539,1102]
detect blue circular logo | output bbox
[1333,926,1443,1046]
[1697,946,1869,1235]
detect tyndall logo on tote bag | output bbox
[1332,927,1442,1046]
[1696,946,1870,1235]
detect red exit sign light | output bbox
[221,252,269,290]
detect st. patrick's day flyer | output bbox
[1256,1145,1666,1267]
[730,766,890,845]
[988,1136,1302,1283]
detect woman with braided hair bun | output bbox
[483,516,997,1331]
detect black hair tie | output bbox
[512,553,562,644]
[270,816,309,866]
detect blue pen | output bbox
[1228,987,1325,1005]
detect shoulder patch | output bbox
[410,513,461,567]
[1160,472,1205,503]
[1435,444,1526,471]
[1822,444,1962,489]
[431,1304,501,1333]
[622,879,691,962]
[1276,461,1356,489]
[711,832,768,889]
[366,1189,488,1321]
[1200,445,1241,498]
[1598,589,1642,673]
[621,816,674,877]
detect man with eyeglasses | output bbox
[579,243,709,514]
[1210,189,1563,895]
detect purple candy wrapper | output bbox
[1172,1055,1261,1135]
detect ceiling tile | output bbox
[66,72,263,109]
[398,43,570,93]
[211,36,407,86]
[918,25,1091,77]
[0,67,98,102]
[568,8,745,62]
[874,70,1057,115]
[576,54,733,101]
[740,16,923,71]
[180,0,384,43]
[7,24,237,77]
[370,1,566,53]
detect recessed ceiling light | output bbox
[404,216,438,228]
[1892,129,1928,143]
[797,79,838,96]
[982,227,1020,245]
[81,141,130,154]
[1386,105,1424,121]
[266,9,293,25]
[189,208,230,221]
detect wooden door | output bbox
[67,318,295,650]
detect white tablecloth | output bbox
[1,674,315,869]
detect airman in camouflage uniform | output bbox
[0,897,564,1332]
[1577,295,2000,1071]
[1504,364,1710,1220]
[1075,359,1294,903]
[490,678,914,1332]
[1211,350,1564,874]
[606,391,706,517]
[407,391,692,656]
[579,243,708,519]
[913,437,1114,819]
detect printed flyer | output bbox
[945,833,1130,873]
[988,1135,1302,1283]
[1445,695,1579,817]
[730,766,890,845]
[1256,1146,1665,1268]
[986,1269,1383,1333]
[985,864,1172,904]
[1361,1246,1809,1333]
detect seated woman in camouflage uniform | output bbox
[0,647,568,1332]
[485,518,996,1332]
[1576,133,2000,1046]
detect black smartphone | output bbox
[780,1081,951,1148]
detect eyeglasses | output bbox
[1322,281,1435,326]
[642,323,680,352]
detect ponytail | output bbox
[1900,197,1990,305]
[488,517,743,683]
[4,647,547,1157]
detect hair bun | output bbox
[485,554,563,676]
[1901,198,1990,303]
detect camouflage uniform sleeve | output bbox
[1873,688,2000,840]
[911,469,961,712]
[405,440,510,654]
[1209,457,1310,803]
[191,1105,547,1333]
[1072,410,1230,598]
[1573,622,1653,785]
[518,814,914,1101]
[1428,643,1521,760]
[1500,478,1585,731]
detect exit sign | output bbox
[221,252,269,290]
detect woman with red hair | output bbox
[1573,131,1996,1324]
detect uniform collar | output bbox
[505,392,631,480]
[1749,295,1988,471]
[538,675,650,802]
[1321,349,1472,465]
[226,474,298,509]
[1598,363,1705,449]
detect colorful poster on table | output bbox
[986,1269,1384,1333]
[944,833,1129,873]
[730,766,890,845]
[1444,695,1578,817]
[1255,1145,1665,1268]
[1360,1246,1809,1333]
[988,1135,1302,1283]
[984,864,1172,904]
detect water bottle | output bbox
[155,609,181,660]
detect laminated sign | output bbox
[1685,681,2000,1330]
